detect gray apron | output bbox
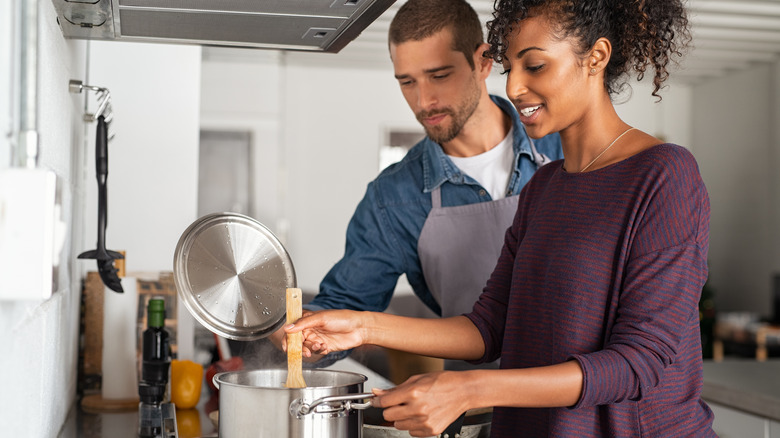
[417,186,519,370]
[417,136,549,370]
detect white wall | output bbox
[86,41,201,274]
[282,55,418,292]
[691,63,777,314]
[613,82,693,149]
[200,49,284,230]
[0,6,202,436]
[0,0,10,168]
[0,0,86,436]
[84,41,202,363]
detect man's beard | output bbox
[416,83,480,145]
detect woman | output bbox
[287,1,716,436]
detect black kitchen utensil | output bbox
[442,411,466,437]
[79,115,124,293]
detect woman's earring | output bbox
[590,68,597,74]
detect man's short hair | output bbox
[388,0,484,69]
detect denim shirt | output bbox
[308,95,563,316]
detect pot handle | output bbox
[291,393,375,417]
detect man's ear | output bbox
[475,42,493,78]
[587,37,612,75]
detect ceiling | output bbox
[258,0,780,86]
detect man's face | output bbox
[390,28,481,144]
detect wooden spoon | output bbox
[285,287,306,388]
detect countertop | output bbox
[58,393,217,438]
[702,358,780,422]
[58,358,394,438]
[61,358,776,436]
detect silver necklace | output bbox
[579,127,636,173]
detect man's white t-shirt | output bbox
[448,127,514,200]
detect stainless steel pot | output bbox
[213,368,375,438]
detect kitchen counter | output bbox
[57,394,216,438]
[59,358,779,436]
[702,358,780,422]
[57,358,394,438]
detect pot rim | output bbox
[213,368,369,391]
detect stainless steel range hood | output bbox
[51,0,396,53]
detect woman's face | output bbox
[502,14,592,139]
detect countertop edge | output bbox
[702,359,780,423]
[702,380,780,422]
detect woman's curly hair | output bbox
[485,0,691,100]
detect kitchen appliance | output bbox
[50,0,395,53]
[213,368,374,438]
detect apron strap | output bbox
[431,186,442,209]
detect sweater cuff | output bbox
[567,354,591,409]
[567,350,638,409]
[463,313,494,364]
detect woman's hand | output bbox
[372,371,474,437]
[276,310,326,362]
[284,309,367,356]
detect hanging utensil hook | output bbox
[69,79,113,123]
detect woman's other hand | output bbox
[372,371,474,437]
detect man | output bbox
[274,0,562,370]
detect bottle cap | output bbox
[147,298,166,328]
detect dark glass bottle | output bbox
[142,298,171,386]
[138,297,171,438]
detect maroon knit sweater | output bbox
[466,144,716,437]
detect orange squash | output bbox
[170,359,204,409]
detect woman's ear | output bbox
[587,37,612,75]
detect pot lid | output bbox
[173,212,296,340]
